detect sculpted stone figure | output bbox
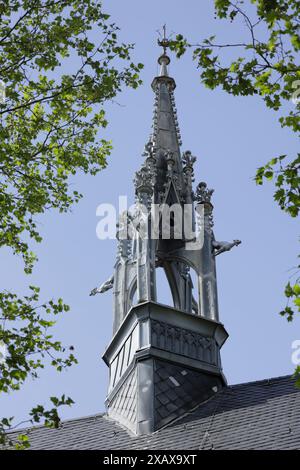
[90,274,114,296]
[212,239,241,256]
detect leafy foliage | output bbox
[1,395,74,449]
[171,0,299,325]
[294,365,300,387]
[0,0,143,447]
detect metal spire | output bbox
[98,37,242,439]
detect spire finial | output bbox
[158,24,169,55]
[157,24,171,76]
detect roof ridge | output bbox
[229,374,293,389]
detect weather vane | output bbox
[157,24,171,55]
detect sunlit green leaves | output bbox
[0,0,143,448]
[214,0,231,18]
[0,288,78,393]
[280,281,300,321]
[256,154,300,217]
[0,0,142,272]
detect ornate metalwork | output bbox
[151,319,217,365]
[90,275,114,296]
[98,40,242,436]
[182,150,196,169]
[213,239,241,256]
[134,165,154,195]
[195,181,214,204]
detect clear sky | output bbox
[0,0,299,424]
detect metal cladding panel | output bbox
[136,359,155,435]
[108,368,137,434]
[108,324,139,393]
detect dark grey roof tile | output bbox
[7,374,300,450]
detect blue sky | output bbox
[0,0,299,424]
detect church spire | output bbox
[149,27,184,204]
[96,36,241,436]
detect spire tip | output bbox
[157,25,171,76]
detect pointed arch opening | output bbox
[128,279,138,309]
[155,266,175,308]
[189,267,200,315]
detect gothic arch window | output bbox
[128,279,138,309]
[189,267,200,315]
[156,267,175,307]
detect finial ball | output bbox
[158,54,170,66]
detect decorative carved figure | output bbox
[212,239,241,256]
[90,274,114,296]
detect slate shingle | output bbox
[8,375,300,450]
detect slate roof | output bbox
[10,375,300,450]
